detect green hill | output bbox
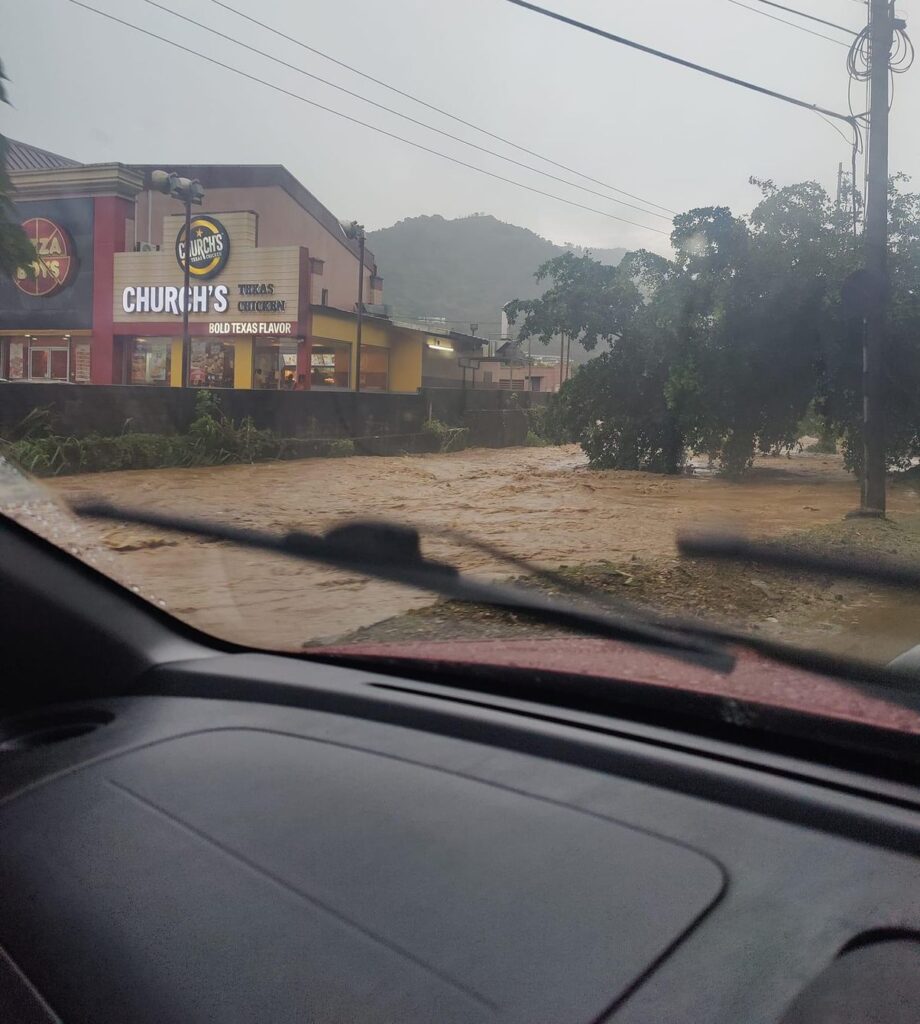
[367,213,626,336]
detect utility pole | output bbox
[861,0,896,515]
[836,161,844,210]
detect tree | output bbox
[521,252,686,472]
[0,60,36,279]
[512,176,920,478]
[663,196,831,474]
[505,251,641,351]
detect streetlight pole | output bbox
[150,171,204,387]
[340,220,366,392]
[182,197,192,386]
[356,232,365,392]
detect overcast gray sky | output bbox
[5,0,918,253]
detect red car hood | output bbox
[311,637,920,738]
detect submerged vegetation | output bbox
[0,392,361,477]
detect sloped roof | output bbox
[5,138,82,172]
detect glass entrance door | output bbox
[29,346,70,381]
[50,349,69,380]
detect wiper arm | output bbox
[674,531,920,705]
[679,531,920,591]
[72,501,734,673]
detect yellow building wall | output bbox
[312,312,390,347]
[233,338,253,390]
[170,339,183,387]
[389,335,423,392]
[310,313,427,392]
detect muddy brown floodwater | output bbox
[11,444,919,656]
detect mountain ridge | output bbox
[367,213,626,335]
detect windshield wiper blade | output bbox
[679,531,920,591]
[72,501,734,673]
[672,531,920,704]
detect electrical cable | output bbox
[817,111,854,145]
[502,0,858,129]
[724,0,852,46]
[207,0,675,216]
[739,0,858,35]
[66,1,670,236]
[137,0,670,222]
[845,5,914,231]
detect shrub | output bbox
[422,418,469,453]
[7,405,56,441]
[327,438,356,458]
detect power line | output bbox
[208,0,675,216]
[740,0,858,34]
[817,111,855,145]
[724,0,852,46]
[67,1,671,236]
[503,0,857,129]
[138,0,669,222]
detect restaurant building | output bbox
[1,142,483,391]
[0,141,129,384]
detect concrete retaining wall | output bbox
[0,383,551,447]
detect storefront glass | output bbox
[190,340,235,389]
[7,340,26,379]
[28,346,69,381]
[128,338,171,386]
[360,347,389,391]
[254,343,298,390]
[311,341,350,389]
[3,337,83,382]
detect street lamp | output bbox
[151,170,204,387]
[340,219,366,392]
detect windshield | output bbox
[3,0,920,731]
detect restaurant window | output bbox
[190,340,235,389]
[311,341,350,389]
[128,338,171,386]
[254,343,299,390]
[360,346,389,391]
[7,340,25,380]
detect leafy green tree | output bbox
[520,252,686,471]
[665,196,832,474]
[505,251,640,351]
[512,176,920,478]
[0,61,36,278]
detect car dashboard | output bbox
[0,515,918,1023]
